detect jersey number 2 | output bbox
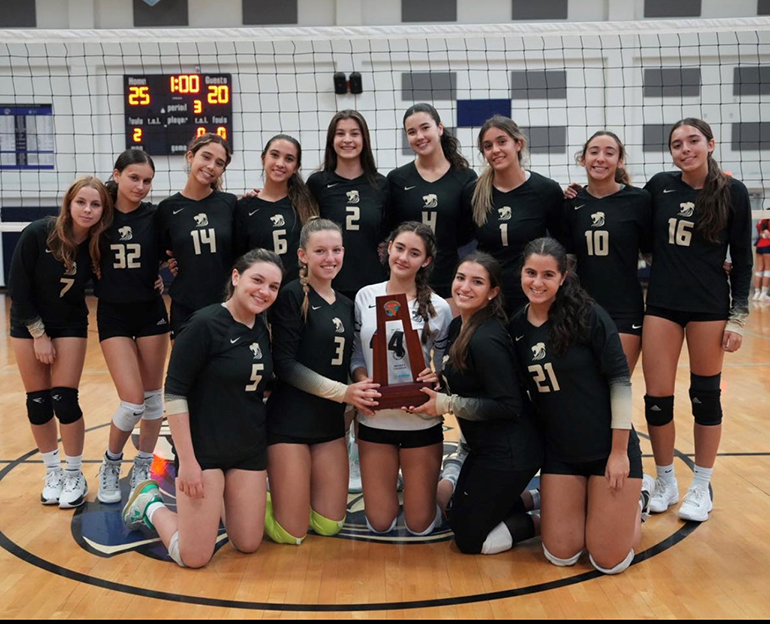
[528,363,560,393]
[346,206,360,231]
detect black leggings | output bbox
[447,453,538,554]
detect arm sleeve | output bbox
[164,313,213,405]
[726,181,754,333]
[638,190,654,255]
[545,182,566,243]
[233,200,249,257]
[270,288,348,403]
[350,290,368,373]
[8,224,43,326]
[155,203,172,259]
[561,200,576,253]
[378,176,392,242]
[457,171,478,247]
[384,171,400,234]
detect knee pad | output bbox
[644,395,674,427]
[26,390,54,425]
[112,401,145,432]
[365,514,397,535]
[143,389,164,421]
[543,543,582,567]
[764,271,770,278]
[690,373,722,426]
[481,522,513,555]
[168,531,186,567]
[51,387,83,425]
[264,495,305,545]
[309,509,345,537]
[589,549,634,575]
[405,505,442,537]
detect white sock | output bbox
[146,501,165,523]
[762,286,769,295]
[106,449,122,461]
[137,450,154,461]
[65,454,82,475]
[656,463,676,484]
[692,465,713,490]
[41,448,60,472]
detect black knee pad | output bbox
[644,395,674,426]
[504,513,536,545]
[26,390,54,425]
[690,373,722,426]
[51,387,83,424]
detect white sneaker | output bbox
[129,456,153,494]
[59,471,88,509]
[753,290,762,301]
[97,456,122,504]
[649,477,679,513]
[122,479,162,531]
[678,484,713,522]
[41,469,65,505]
[640,474,656,522]
[760,292,770,303]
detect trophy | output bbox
[371,293,430,410]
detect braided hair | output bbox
[297,217,343,321]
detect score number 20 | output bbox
[127,84,229,108]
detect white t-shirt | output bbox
[351,281,453,431]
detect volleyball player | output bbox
[9,176,112,508]
[511,237,651,575]
[157,133,236,339]
[387,103,477,299]
[264,218,381,545]
[94,149,170,504]
[411,253,543,555]
[122,249,283,568]
[235,134,318,283]
[643,118,752,522]
[562,131,652,372]
[351,222,453,536]
[752,217,770,302]
[471,116,564,314]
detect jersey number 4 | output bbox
[528,363,561,393]
[245,363,265,391]
[111,243,141,269]
[191,228,217,255]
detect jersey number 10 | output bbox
[584,230,609,256]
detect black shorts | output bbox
[612,315,644,337]
[170,300,197,340]
[542,452,643,479]
[266,431,344,446]
[357,422,443,449]
[645,305,727,328]
[757,246,770,255]
[177,451,267,473]
[97,298,169,342]
[10,321,87,340]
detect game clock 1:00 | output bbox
[124,74,233,155]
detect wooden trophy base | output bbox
[374,382,431,411]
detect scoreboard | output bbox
[124,74,233,155]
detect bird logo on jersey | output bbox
[250,343,262,359]
[678,202,695,218]
[118,226,133,241]
[498,206,512,221]
[270,214,285,228]
[332,317,345,334]
[531,342,547,361]
[590,212,606,227]
[422,194,438,209]
[193,213,209,227]
[346,190,360,204]
[64,261,77,277]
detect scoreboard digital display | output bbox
[124,74,233,155]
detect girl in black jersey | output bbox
[472,116,564,314]
[157,133,236,339]
[307,110,389,302]
[510,238,649,575]
[235,134,319,283]
[387,103,477,301]
[95,149,170,505]
[411,253,543,555]
[9,176,113,509]
[642,119,752,523]
[264,218,381,545]
[121,249,283,568]
[563,132,653,372]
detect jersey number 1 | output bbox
[191,228,217,255]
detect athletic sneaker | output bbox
[753,290,762,301]
[129,456,153,494]
[41,468,65,505]
[649,477,679,513]
[122,479,162,531]
[59,471,88,509]
[640,474,656,522]
[678,484,713,522]
[97,455,122,504]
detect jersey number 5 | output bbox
[191,228,217,255]
[528,363,561,393]
[111,243,142,269]
[245,363,265,391]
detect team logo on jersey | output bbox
[498,206,512,221]
[332,317,345,334]
[270,214,285,227]
[678,202,695,218]
[193,213,209,227]
[118,226,133,241]
[346,190,360,204]
[590,212,605,227]
[64,261,77,277]
[531,342,547,361]
[250,342,262,359]
[422,194,438,209]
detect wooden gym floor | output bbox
[1,294,769,619]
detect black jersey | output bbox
[235,195,300,283]
[157,191,237,310]
[9,218,92,330]
[266,280,355,440]
[474,172,564,311]
[307,170,389,294]
[644,172,753,317]
[165,304,272,467]
[563,186,653,319]
[441,315,542,471]
[95,202,163,303]
[510,303,637,463]
[387,162,477,297]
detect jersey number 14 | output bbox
[191,228,217,255]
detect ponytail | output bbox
[403,103,469,170]
[297,217,343,321]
